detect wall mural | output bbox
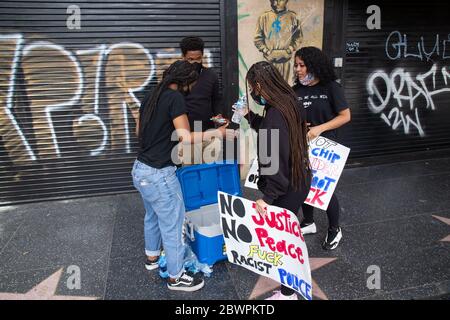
[237,0,324,173]
[238,0,324,92]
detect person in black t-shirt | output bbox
[237,61,312,300]
[180,36,224,131]
[132,60,228,292]
[179,36,226,164]
[293,46,351,251]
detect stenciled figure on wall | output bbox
[254,0,303,82]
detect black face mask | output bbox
[250,91,266,105]
[192,62,203,73]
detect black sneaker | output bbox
[322,227,342,250]
[167,271,204,292]
[144,258,159,271]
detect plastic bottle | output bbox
[231,95,248,124]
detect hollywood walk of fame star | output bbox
[0,268,98,300]
[249,257,337,300]
[432,215,450,242]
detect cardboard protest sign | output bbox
[218,191,312,300]
[244,157,259,190]
[305,136,350,210]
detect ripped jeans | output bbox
[131,160,185,279]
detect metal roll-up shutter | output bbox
[0,0,225,205]
[340,0,450,159]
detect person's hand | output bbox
[255,199,268,217]
[307,123,323,141]
[215,122,229,138]
[211,114,229,126]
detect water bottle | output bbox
[231,95,248,124]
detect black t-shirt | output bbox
[293,81,348,140]
[137,89,186,168]
[185,67,223,131]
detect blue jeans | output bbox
[131,160,185,279]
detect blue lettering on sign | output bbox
[278,268,312,300]
[311,148,341,164]
[311,174,336,192]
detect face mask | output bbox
[251,91,266,105]
[299,73,315,86]
[192,62,203,74]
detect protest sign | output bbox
[218,191,312,300]
[244,157,259,190]
[305,137,350,210]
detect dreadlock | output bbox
[246,61,311,190]
[138,60,198,147]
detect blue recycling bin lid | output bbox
[176,162,242,211]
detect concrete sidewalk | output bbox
[0,157,449,300]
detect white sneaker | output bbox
[265,290,298,300]
[144,258,159,271]
[300,221,317,235]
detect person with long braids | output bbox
[238,61,311,300]
[132,60,228,292]
[293,47,351,250]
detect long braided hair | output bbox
[246,61,311,190]
[138,60,198,147]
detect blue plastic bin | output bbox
[177,162,241,266]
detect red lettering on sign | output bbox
[251,203,265,226]
[306,188,327,206]
[254,228,304,264]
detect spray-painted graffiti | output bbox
[0,34,214,168]
[366,29,450,137]
[367,64,450,136]
[385,31,450,62]
[0,35,36,164]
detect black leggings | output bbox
[271,187,309,297]
[301,193,340,229]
